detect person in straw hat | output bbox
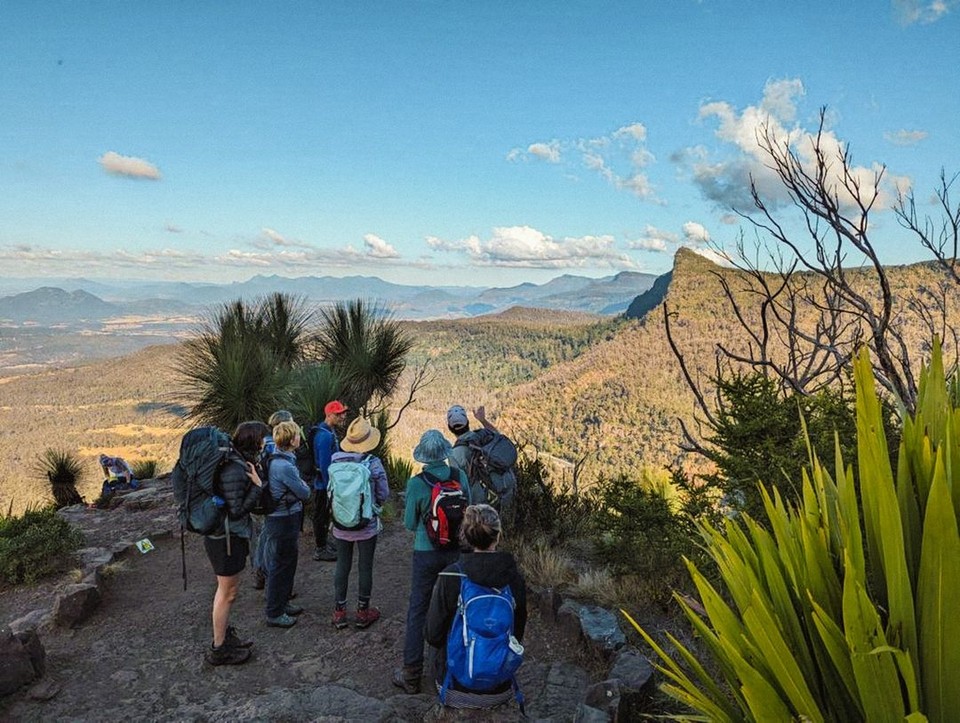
[329,416,390,630]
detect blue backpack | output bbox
[440,565,524,709]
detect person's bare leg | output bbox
[212,573,240,646]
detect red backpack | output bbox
[421,469,467,549]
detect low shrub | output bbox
[512,453,594,543]
[131,459,160,480]
[383,453,413,492]
[585,473,699,606]
[0,505,84,584]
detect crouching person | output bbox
[425,504,527,712]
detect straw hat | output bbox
[340,416,381,454]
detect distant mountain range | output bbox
[0,270,658,324]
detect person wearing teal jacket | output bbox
[393,429,471,694]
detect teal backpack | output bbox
[328,455,375,530]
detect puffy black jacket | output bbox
[218,448,260,521]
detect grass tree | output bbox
[312,299,420,421]
[176,293,311,431]
[626,340,960,721]
[36,449,85,508]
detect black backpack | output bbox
[170,426,232,590]
[171,427,232,535]
[295,424,319,483]
[455,429,519,505]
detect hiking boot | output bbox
[205,642,251,666]
[355,606,381,629]
[265,613,298,628]
[314,545,337,561]
[392,666,421,694]
[252,568,265,590]
[285,603,304,616]
[224,625,253,649]
[332,609,349,629]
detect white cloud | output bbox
[98,151,161,180]
[629,225,678,253]
[510,122,659,202]
[682,221,711,246]
[687,78,912,212]
[164,223,183,233]
[261,228,291,245]
[363,233,400,258]
[688,247,734,267]
[426,225,636,269]
[255,227,314,250]
[528,142,561,163]
[895,0,956,24]
[614,123,647,142]
[884,129,928,146]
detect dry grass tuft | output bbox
[514,536,577,590]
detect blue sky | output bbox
[0,1,957,286]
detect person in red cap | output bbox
[311,400,348,561]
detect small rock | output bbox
[53,583,102,628]
[537,587,563,621]
[27,678,61,701]
[110,670,139,684]
[573,702,611,722]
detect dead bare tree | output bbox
[666,108,959,434]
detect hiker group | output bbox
[171,401,525,712]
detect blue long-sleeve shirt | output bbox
[312,422,338,490]
[267,450,311,517]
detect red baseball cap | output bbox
[324,400,348,415]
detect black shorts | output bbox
[203,535,249,577]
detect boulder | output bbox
[532,661,591,719]
[121,488,169,511]
[579,605,626,660]
[0,627,45,696]
[584,679,621,720]
[53,583,102,628]
[557,599,584,643]
[8,609,51,636]
[608,646,656,715]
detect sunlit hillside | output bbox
[501,248,960,485]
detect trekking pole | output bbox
[180,527,187,591]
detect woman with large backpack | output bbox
[328,416,389,630]
[425,504,527,710]
[392,429,472,694]
[202,421,268,666]
[262,420,312,628]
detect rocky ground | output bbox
[0,480,631,722]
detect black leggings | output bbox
[334,535,378,607]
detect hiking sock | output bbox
[358,598,370,611]
[335,600,347,611]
